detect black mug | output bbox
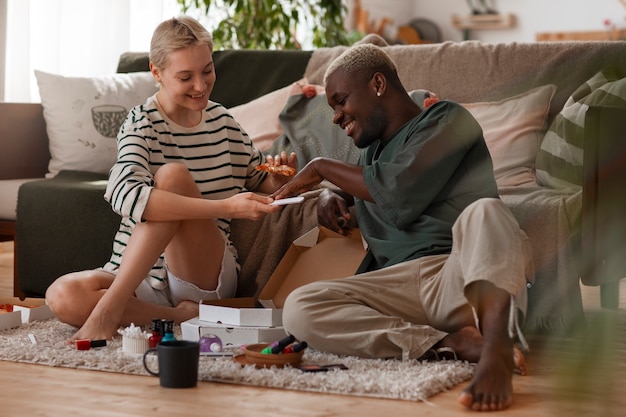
[143,340,199,388]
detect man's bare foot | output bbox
[514,346,527,376]
[437,326,528,411]
[457,340,516,411]
[435,326,483,362]
[437,326,527,374]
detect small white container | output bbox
[118,323,150,355]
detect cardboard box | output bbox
[0,304,53,330]
[14,304,54,323]
[181,318,287,346]
[258,227,367,309]
[0,310,22,331]
[199,302,282,327]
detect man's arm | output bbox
[272,157,373,202]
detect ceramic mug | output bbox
[142,340,199,388]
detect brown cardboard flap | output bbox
[258,227,367,308]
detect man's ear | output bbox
[372,72,386,97]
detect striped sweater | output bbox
[103,94,267,289]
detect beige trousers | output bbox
[282,198,534,360]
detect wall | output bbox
[357,0,626,43]
[0,0,6,100]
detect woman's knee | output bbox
[153,163,199,196]
[46,271,110,325]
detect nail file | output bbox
[269,196,304,206]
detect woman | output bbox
[46,16,295,342]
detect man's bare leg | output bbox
[436,282,523,411]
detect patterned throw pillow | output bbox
[536,68,626,189]
[35,70,158,178]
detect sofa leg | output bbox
[600,281,620,309]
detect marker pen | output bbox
[282,341,308,354]
[261,335,296,354]
[259,340,279,354]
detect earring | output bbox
[376,91,381,97]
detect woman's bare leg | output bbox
[48,163,226,341]
[46,270,198,330]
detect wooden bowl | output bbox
[236,343,304,368]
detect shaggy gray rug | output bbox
[0,319,475,402]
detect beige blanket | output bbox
[231,189,323,299]
[499,186,584,332]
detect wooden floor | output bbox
[1,241,625,417]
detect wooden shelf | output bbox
[452,13,516,31]
[536,29,626,41]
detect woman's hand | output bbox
[257,151,298,194]
[265,151,297,173]
[317,189,353,236]
[226,192,280,220]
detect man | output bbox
[272,43,533,412]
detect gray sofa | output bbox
[2,40,625,334]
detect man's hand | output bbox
[271,159,325,200]
[317,189,353,236]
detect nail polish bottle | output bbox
[148,318,163,348]
[161,320,176,342]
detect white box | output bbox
[181,317,286,346]
[0,310,22,331]
[14,304,54,323]
[199,303,282,327]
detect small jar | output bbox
[199,334,223,353]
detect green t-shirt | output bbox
[357,100,498,271]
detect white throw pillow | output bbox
[35,70,159,178]
[463,84,556,187]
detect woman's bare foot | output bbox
[67,300,198,344]
[68,310,121,343]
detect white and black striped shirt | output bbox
[103,94,266,289]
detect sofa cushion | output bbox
[229,79,319,151]
[535,68,626,189]
[16,171,121,297]
[35,70,159,178]
[463,84,556,188]
[266,92,360,170]
[0,179,40,220]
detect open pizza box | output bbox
[258,226,367,309]
[190,226,367,337]
[199,297,283,327]
[1,303,53,330]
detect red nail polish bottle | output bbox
[148,318,163,348]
